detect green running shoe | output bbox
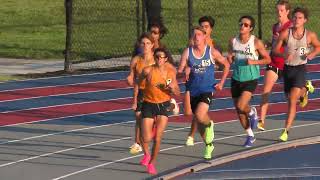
[204,144,214,159]
[306,80,315,94]
[205,121,214,144]
[279,129,288,142]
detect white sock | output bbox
[248,107,254,116]
[246,128,254,137]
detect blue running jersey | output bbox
[187,45,216,96]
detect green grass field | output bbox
[0,0,319,61]
[0,0,65,59]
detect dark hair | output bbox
[277,0,291,18]
[277,0,290,10]
[147,19,168,39]
[131,32,155,57]
[198,16,215,28]
[154,47,174,65]
[239,15,255,31]
[138,32,154,44]
[293,7,309,20]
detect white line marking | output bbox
[0,121,134,146]
[0,86,132,103]
[198,166,320,173]
[51,116,320,180]
[1,94,319,129]
[0,79,128,93]
[0,96,132,114]
[0,109,318,174]
[0,126,189,168]
[1,78,319,114]
[1,67,319,101]
[0,107,131,128]
[0,71,129,84]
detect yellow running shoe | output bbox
[300,92,309,108]
[279,129,288,142]
[204,144,214,159]
[186,136,194,146]
[257,121,265,131]
[306,80,315,94]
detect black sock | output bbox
[206,122,211,128]
[305,85,309,92]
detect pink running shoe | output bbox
[140,154,151,166]
[147,163,157,175]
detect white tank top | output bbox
[232,35,259,62]
[232,35,260,82]
[286,28,308,66]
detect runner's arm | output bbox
[211,48,230,90]
[272,29,289,58]
[127,56,138,86]
[307,31,320,60]
[248,38,271,65]
[227,38,235,64]
[167,70,180,96]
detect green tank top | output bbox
[232,35,260,82]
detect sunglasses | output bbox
[155,55,167,59]
[151,31,160,35]
[239,22,251,28]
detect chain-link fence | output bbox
[65,0,320,71]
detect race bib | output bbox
[299,47,307,56]
[201,59,211,67]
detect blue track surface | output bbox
[182,143,320,179]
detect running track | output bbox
[0,58,319,179]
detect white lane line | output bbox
[0,126,190,168]
[1,69,319,102]
[198,167,320,173]
[51,116,320,180]
[3,55,320,85]
[0,96,133,114]
[1,58,319,91]
[0,87,131,103]
[1,94,319,130]
[1,78,319,115]
[0,121,134,146]
[0,109,318,170]
[0,107,132,128]
[0,79,128,93]
[0,71,129,84]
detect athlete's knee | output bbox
[141,133,152,143]
[236,103,247,114]
[194,112,207,124]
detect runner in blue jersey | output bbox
[179,26,230,159]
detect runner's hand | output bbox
[132,103,137,111]
[214,82,223,91]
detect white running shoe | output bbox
[186,136,194,146]
[129,143,142,155]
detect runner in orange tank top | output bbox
[139,48,180,175]
[126,32,155,155]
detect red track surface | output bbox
[0,64,318,102]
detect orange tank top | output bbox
[143,66,175,103]
[134,55,155,89]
